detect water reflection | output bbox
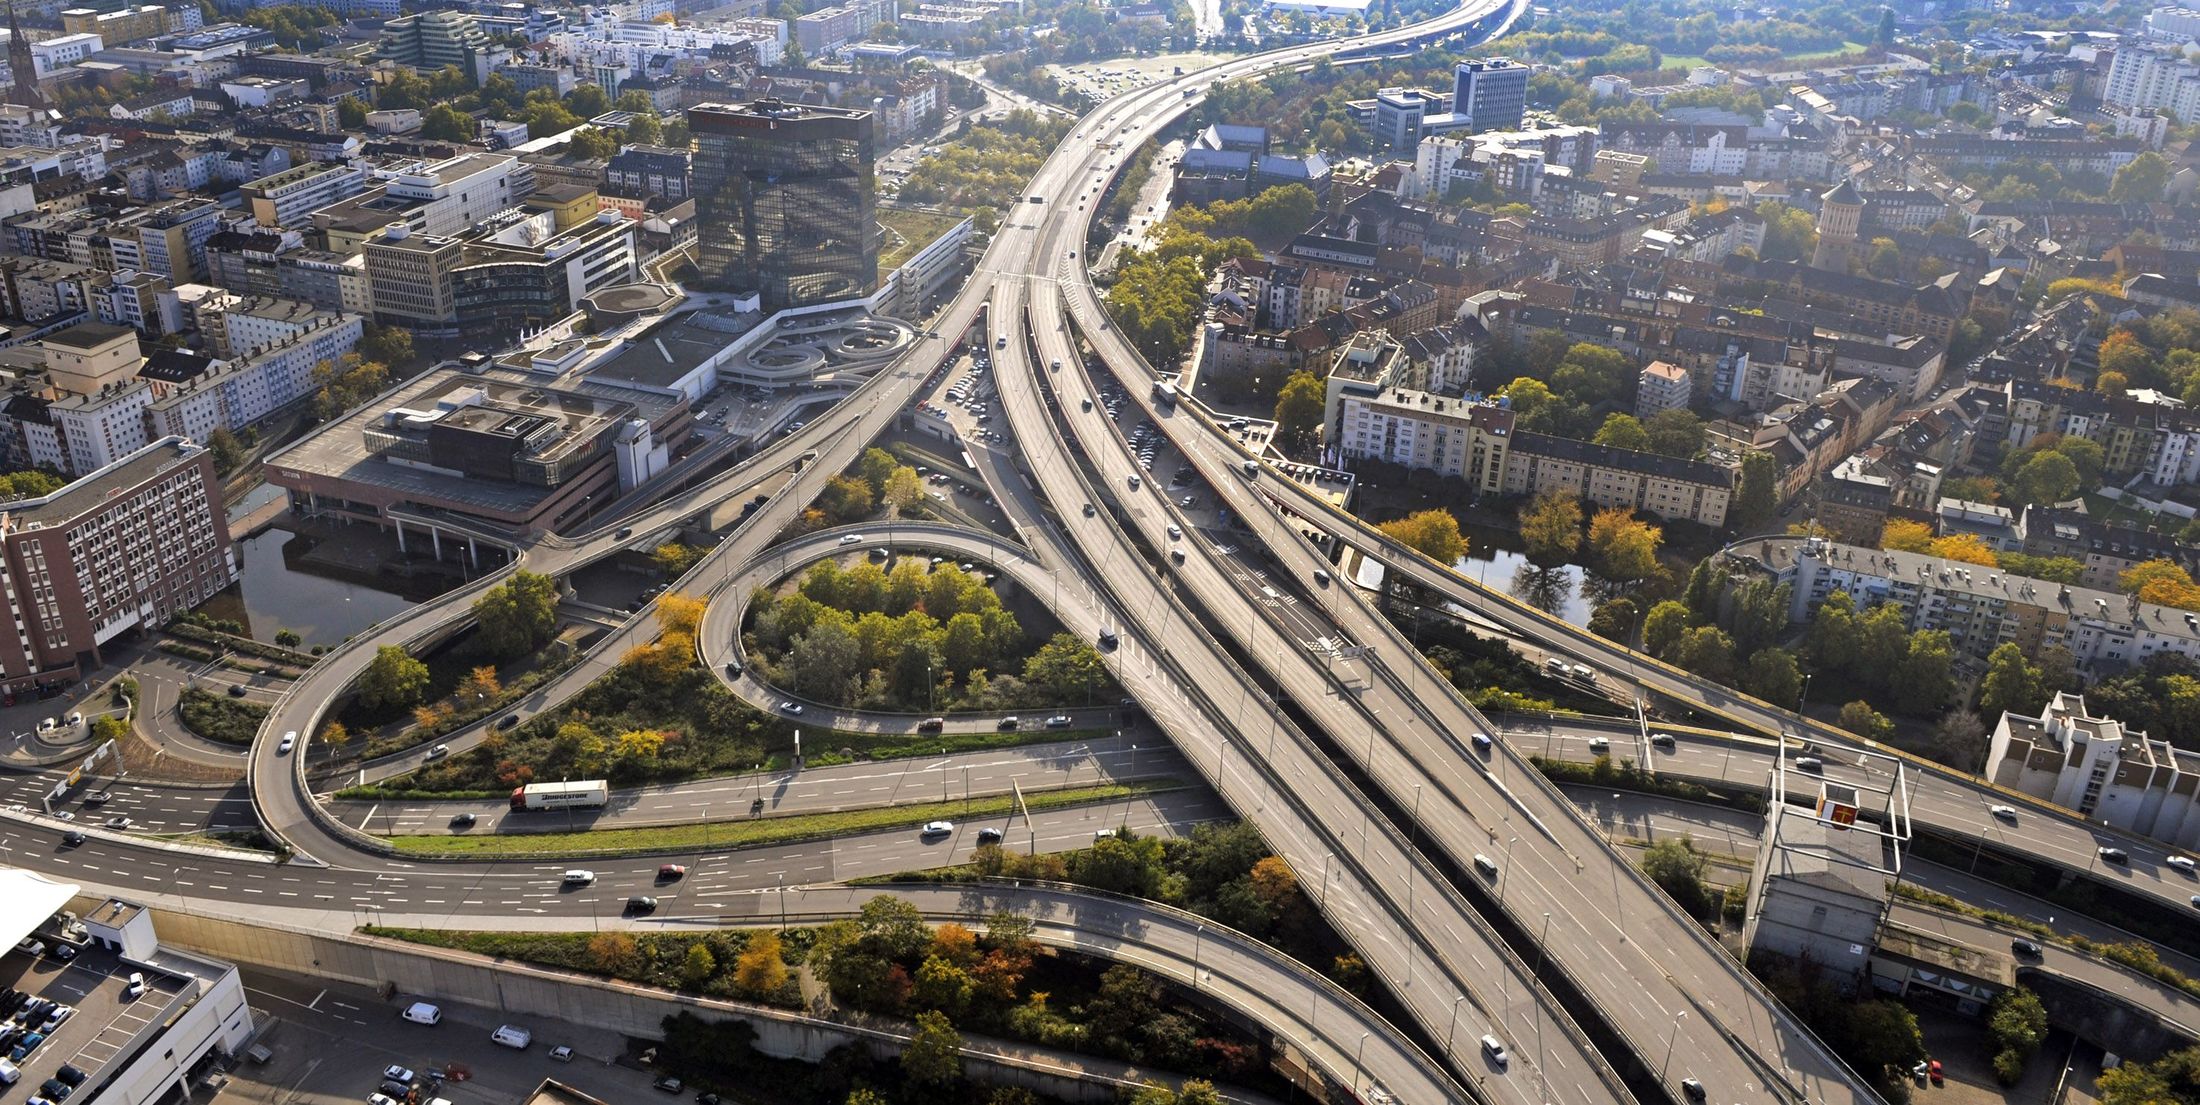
[1509,562,1575,617]
[198,528,433,646]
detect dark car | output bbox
[498,714,519,729]
[2100,847,2131,864]
[379,1080,412,1099]
[976,827,1004,845]
[38,1078,71,1101]
[626,896,658,915]
[227,684,247,698]
[450,812,477,828]
[697,1094,723,1105]
[53,1067,84,1088]
[60,831,84,847]
[653,1076,684,1094]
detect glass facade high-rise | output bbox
[689,99,878,312]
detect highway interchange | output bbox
[7,3,2200,1103]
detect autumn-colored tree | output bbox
[1880,519,1933,552]
[586,932,640,975]
[884,465,925,512]
[680,942,717,988]
[1926,534,1999,567]
[733,931,788,996]
[657,592,707,636]
[1587,508,1663,583]
[613,728,667,762]
[457,665,502,703]
[1247,856,1298,910]
[319,720,352,748]
[1377,508,1467,564]
[930,922,978,968]
[412,703,452,730]
[2122,559,2200,611]
[1518,492,1583,565]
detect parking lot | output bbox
[227,968,683,1105]
[0,935,187,1099]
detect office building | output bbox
[0,438,234,683]
[240,161,367,230]
[61,5,167,45]
[689,99,877,312]
[362,208,638,336]
[309,152,529,255]
[267,366,680,537]
[1451,59,1526,132]
[376,9,501,84]
[1719,535,2200,673]
[1987,692,2200,849]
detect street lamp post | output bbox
[1661,1011,1688,1079]
[1193,925,1203,990]
[1445,994,1466,1060]
[776,873,786,932]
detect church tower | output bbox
[6,1,48,112]
[1811,179,1863,272]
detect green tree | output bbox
[1645,408,1707,458]
[1732,450,1780,532]
[1894,630,1956,714]
[913,955,974,1016]
[1377,508,1467,564]
[1807,590,1861,672]
[1755,201,1818,262]
[1864,237,1902,279]
[1589,597,1639,645]
[1669,626,1737,684]
[819,475,875,522]
[2110,151,2172,204]
[857,447,898,491]
[680,942,717,988]
[1978,642,2042,717]
[420,102,474,142]
[337,96,368,128]
[1518,492,1583,565]
[1932,710,1989,772]
[1642,600,1692,659]
[2012,450,2080,507]
[901,1011,963,1086]
[792,619,864,703]
[1023,633,1107,700]
[206,427,247,474]
[564,81,610,118]
[359,323,414,366]
[1592,412,1651,451]
[1838,700,1896,742]
[1742,648,1803,707]
[1273,370,1325,444]
[1640,838,1714,916]
[472,571,560,658]
[359,645,429,709]
[626,111,663,145]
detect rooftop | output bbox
[0,438,205,531]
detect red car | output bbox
[1931,1061,1944,1085]
[657,864,687,881]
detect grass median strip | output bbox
[382,778,1185,857]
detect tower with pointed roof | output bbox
[1811,179,1863,272]
[4,1,47,112]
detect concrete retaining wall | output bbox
[139,907,1160,1104]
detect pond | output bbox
[197,528,434,647]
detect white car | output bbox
[560,870,595,886]
[780,701,803,715]
[838,534,863,545]
[919,821,954,838]
[2172,856,2198,872]
[277,732,296,754]
[1990,805,2018,820]
[383,1066,415,1085]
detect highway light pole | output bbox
[1445,994,1465,1061]
[1193,924,1202,990]
[1661,1011,1688,1080]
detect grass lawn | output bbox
[383,779,1183,857]
[877,207,967,273]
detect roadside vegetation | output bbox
[375,893,1256,1103]
[897,110,1074,229]
[175,688,267,746]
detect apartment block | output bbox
[1722,536,2200,673]
[142,315,362,441]
[0,438,234,685]
[310,152,530,255]
[1988,693,2200,849]
[1637,360,1691,417]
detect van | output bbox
[402,1002,442,1025]
[491,1025,532,1049]
[917,717,946,732]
